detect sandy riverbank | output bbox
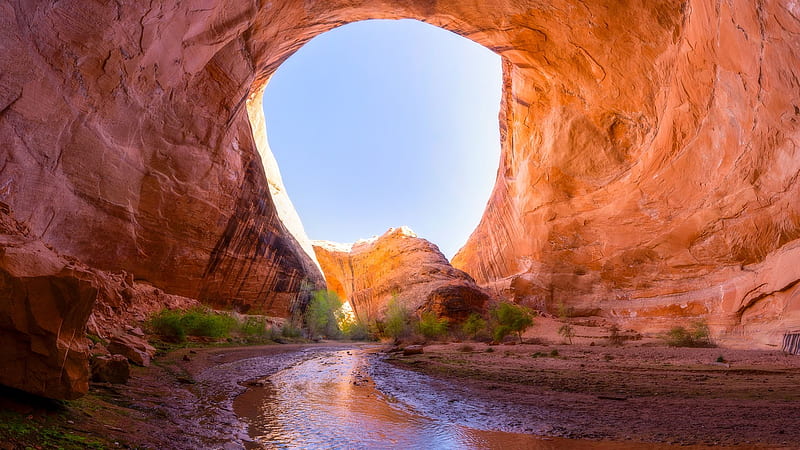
[1,343,355,449]
[2,338,799,449]
[385,341,800,448]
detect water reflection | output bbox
[234,349,675,449]
[239,350,484,448]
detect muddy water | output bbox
[233,348,669,449]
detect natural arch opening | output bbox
[257,19,502,261]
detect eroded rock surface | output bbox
[0,208,97,399]
[313,227,489,323]
[0,0,797,386]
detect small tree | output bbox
[383,295,412,341]
[417,312,449,339]
[558,323,575,344]
[491,302,535,343]
[461,313,488,340]
[305,290,343,339]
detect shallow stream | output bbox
[232,347,656,449]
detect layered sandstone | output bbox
[313,228,489,323]
[0,0,797,403]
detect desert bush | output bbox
[340,318,376,341]
[416,312,449,339]
[239,316,266,336]
[558,323,575,344]
[149,309,186,342]
[665,320,714,347]
[608,325,625,346]
[491,302,535,343]
[237,317,279,342]
[461,313,488,340]
[182,308,236,338]
[383,296,412,340]
[148,308,236,342]
[457,344,475,352]
[281,322,303,339]
[305,290,343,339]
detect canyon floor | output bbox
[1,339,799,449]
[387,341,800,448]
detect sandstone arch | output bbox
[1,0,799,397]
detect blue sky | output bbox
[262,19,501,259]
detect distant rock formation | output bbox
[313,227,489,323]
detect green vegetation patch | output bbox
[664,320,715,348]
[148,307,236,342]
[0,410,107,450]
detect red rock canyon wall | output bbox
[1,0,799,398]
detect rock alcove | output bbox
[1,0,799,399]
[258,19,502,324]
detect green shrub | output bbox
[558,323,575,344]
[491,302,535,343]
[149,309,188,342]
[340,318,375,341]
[416,312,449,339]
[383,296,412,340]
[281,322,303,338]
[664,320,714,347]
[461,313,488,340]
[182,309,236,338]
[239,316,267,336]
[237,316,280,342]
[148,307,236,342]
[305,290,343,339]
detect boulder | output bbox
[107,334,156,367]
[403,345,424,356]
[90,343,111,357]
[90,355,131,384]
[0,224,97,400]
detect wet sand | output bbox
[385,342,800,448]
[233,347,721,449]
[5,341,797,448]
[3,343,354,449]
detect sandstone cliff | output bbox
[1,0,799,400]
[313,228,489,323]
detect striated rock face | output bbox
[0,1,324,317]
[446,0,800,345]
[313,227,489,323]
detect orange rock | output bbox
[313,227,489,323]
[0,0,797,379]
[0,217,97,400]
